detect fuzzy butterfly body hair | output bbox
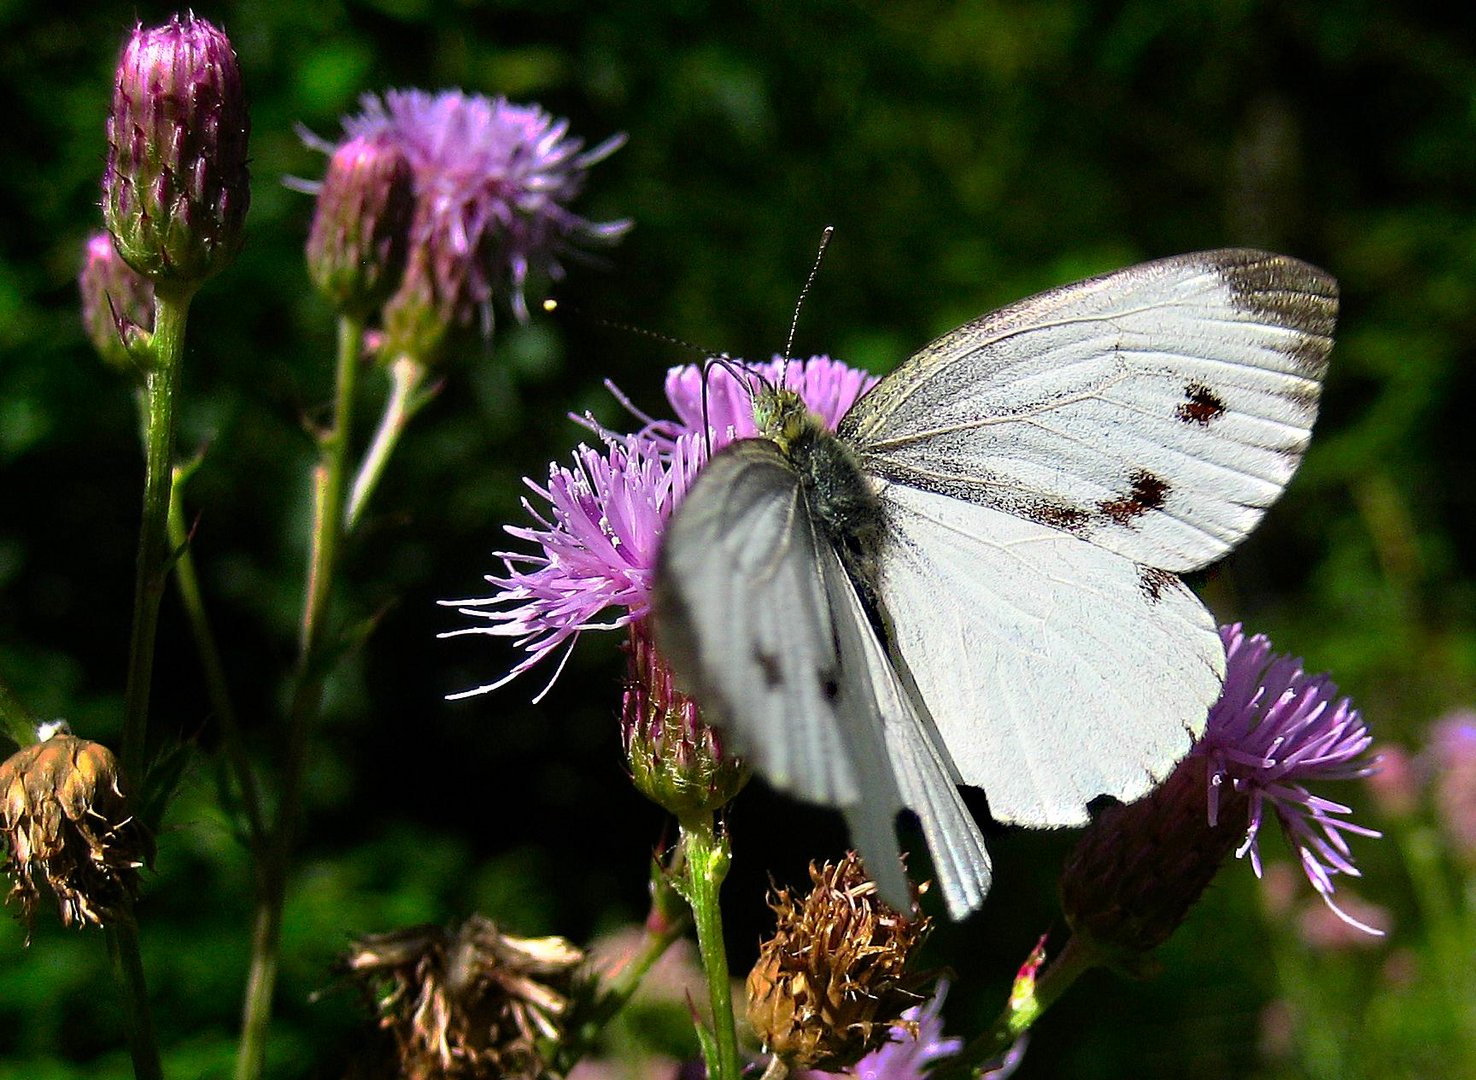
[653,249,1337,919]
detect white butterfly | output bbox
[652,249,1337,919]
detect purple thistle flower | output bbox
[799,984,965,1080]
[443,356,871,696]
[1198,624,1381,932]
[343,88,628,340]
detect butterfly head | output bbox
[752,382,824,455]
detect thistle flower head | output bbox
[103,13,250,286]
[444,356,875,698]
[0,730,152,932]
[339,88,628,360]
[79,231,154,373]
[341,914,584,1080]
[305,132,415,318]
[1061,624,1380,966]
[746,852,934,1073]
[621,622,749,817]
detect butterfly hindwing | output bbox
[839,249,1336,573]
[873,478,1223,827]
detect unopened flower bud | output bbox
[622,624,748,819]
[103,14,250,286]
[747,852,934,1073]
[341,914,583,1079]
[306,133,414,317]
[78,231,154,372]
[0,731,152,932]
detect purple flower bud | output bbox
[78,231,154,372]
[621,621,748,817]
[305,133,414,318]
[1430,710,1476,863]
[103,14,250,287]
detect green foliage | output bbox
[0,1,1473,1077]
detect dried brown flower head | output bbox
[746,852,934,1072]
[342,914,584,1079]
[0,731,152,932]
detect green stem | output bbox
[678,814,741,1080]
[0,671,39,749]
[933,935,1096,1079]
[121,284,193,785]
[108,913,164,1080]
[235,314,363,1080]
[345,355,432,531]
[558,901,691,1070]
[166,467,263,846]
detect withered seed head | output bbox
[341,914,584,1079]
[0,732,152,933]
[746,852,935,1073]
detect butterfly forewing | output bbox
[654,439,993,914]
[839,249,1337,573]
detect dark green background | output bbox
[0,1,1472,1077]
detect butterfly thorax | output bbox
[754,385,885,590]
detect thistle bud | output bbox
[746,853,934,1073]
[341,914,584,1079]
[622,625,748,819]
[0,730,152,932]
[1059,761,1246,969]
[103,14,250,286]
[306,133,414,317]
[78,231,155,373]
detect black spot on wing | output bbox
[1137,565,1178,602]
[1099,470,1169,525]
[1177,382,1226,426]
[820,669,841,703]
[755,649,783,689]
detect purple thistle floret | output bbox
[800,985,965,1080]
[443,357,874,696]
[1198,623,1381,932]
[344,88,629,332]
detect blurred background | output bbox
[1,1,1474,1077]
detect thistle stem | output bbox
[933,935,1096,1079]
[235,313,363,1080]
[166,466,263,845]
[345,354,433,531]
[678,814,741,1080]
[121,284,192,785]
[109,912,164,1080]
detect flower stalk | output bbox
[236,312,365,1080]
[675,812,741,1080]
[346,354,435,529]
[121,284,193,788]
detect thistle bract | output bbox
[103,13,250,286]
[306,132,414,317]
[78,231,154,373]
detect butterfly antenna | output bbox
[542,299,724,359]
[698,353,757,458]
[780,225,835,387]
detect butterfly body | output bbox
[654,249,1338,919]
